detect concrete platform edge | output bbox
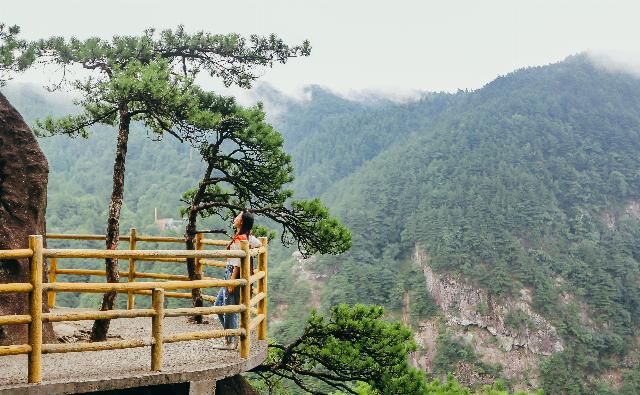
[0,341,267,395]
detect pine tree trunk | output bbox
[184,163,214,323]
[185,221,203,323]
[91,108,131,341]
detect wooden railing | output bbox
[0,232,269,384]
[46,229,235,309]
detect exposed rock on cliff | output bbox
[216,375,259,395]
[0,91,55,345]
[601,200,640,230]
[422,264,563,355]
[412,244,563,388]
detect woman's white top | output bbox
[227,235,262,267]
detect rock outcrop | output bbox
[215,375,259,395]
[601,200,640,230]
[412,244,563,389]
[422,265,563,355]
[0,91,55,345]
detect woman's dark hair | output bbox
[238,211,254,236]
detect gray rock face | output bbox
[215,375,260,394]
[420,259,563,355]
[0,91,55,345]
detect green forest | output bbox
[278,55,640,394]
[4,53,640,394]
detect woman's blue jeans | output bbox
[215,264,239,341]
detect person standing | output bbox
[215,211,262,347]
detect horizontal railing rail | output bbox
[43,230,263,309]
[0,249,34,259]
[45,233,231,246]
[0,231,269,384]
[43,248,251,259]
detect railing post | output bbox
[127,228,137,310]
[195,232,203,279]
[257,237,268,340]
[239,240,251,358]
[47,257,57,309]
[151,288,164,371]
[28,235,43,383]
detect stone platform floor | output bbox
[0,308,267,394]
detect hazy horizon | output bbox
[3,0,640,101]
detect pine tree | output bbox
[179,96,350,311]
[29,26,310,340]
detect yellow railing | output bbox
[0,232,269,384]
[46,229,231,309]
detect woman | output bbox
[215,210,262,347]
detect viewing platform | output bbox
[0,231,270,394]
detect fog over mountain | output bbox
[5,0,640,95]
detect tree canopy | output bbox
[251,304,428,394]
[25,25,311,340]
[32,26,310,139]
[181,92,351,256]
[0,23,33,86]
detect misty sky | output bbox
[4,0,640,97]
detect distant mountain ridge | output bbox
[275,54,640,393]
[271,85,458,198]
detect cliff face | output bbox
[603,200,640,230]
[412,244,563,388]
[0,91,55,345]
[422,265,563,355]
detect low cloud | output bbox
[326,87,426,104]
[587,50,640,78]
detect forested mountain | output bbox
[4,53,640,394]
[271,85,457,198]
[278,55,640,394]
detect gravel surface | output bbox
[0,307,263,388]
